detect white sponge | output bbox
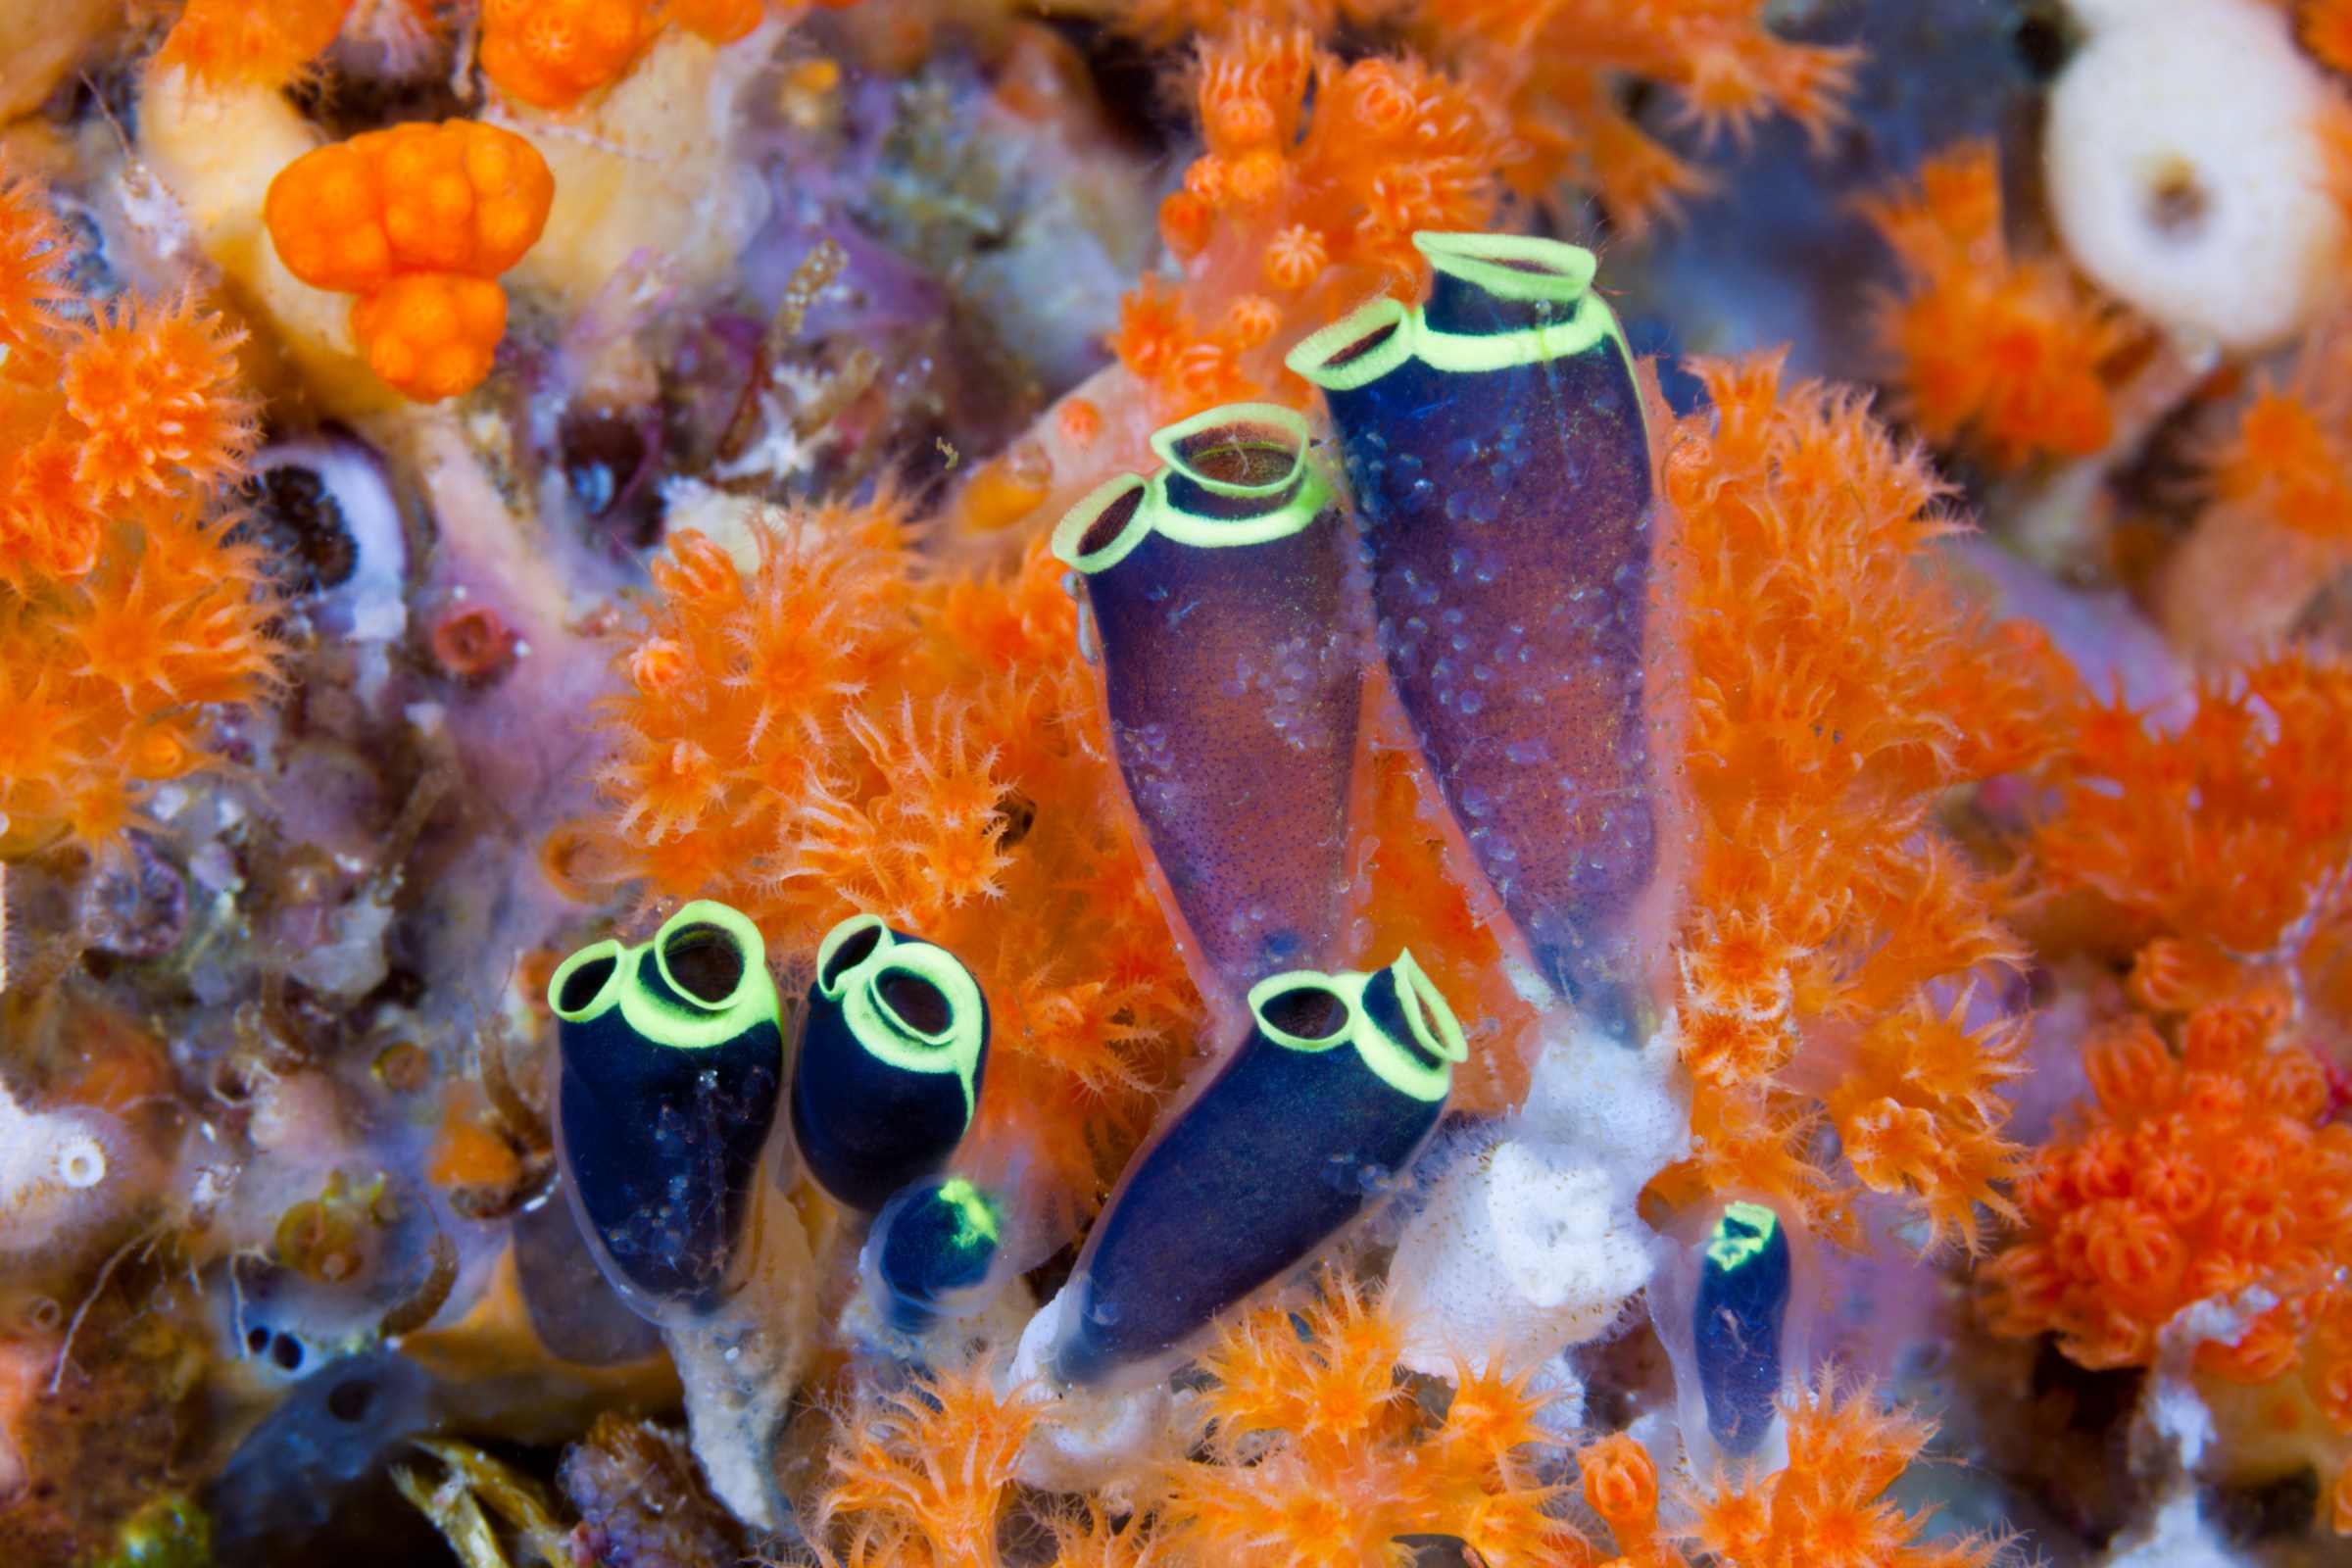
[2048,0,2347,355]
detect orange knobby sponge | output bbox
[265,121,554,401]
[479,0,655,110]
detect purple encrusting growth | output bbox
[1290,233,1659,1037]
[1053,406,1363,1000]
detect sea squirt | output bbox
[1289,232,1662,1039]
[1050,950,1465,1387]
[546,900,784,1320]
[1053,402,1363,1001]
[1653,1195,1815,1482]
[791,913,991,1214]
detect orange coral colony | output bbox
[1116,21,1518,419]
[480,0,769,110]
[265,120,556,400]
[153,0,357,86]
[2029,651,2352,1011]
[1158,1276,1582,1568]
[1659,353,2061,1248]
[1983,1001,2352,1379]
[1857,142,2139,469]
[0,166,274,857]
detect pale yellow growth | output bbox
[0,0,118,125]
[492,23,779,312]
[133,68,397,416]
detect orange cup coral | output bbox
[265,120,555,401]
[479,0,768,110]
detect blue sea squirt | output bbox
[1052,402,1364,1001]
[1048,950,1466,1386]
[1289,232,1663,1039]
[545,901,785,1320]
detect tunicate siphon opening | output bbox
[662,924,744,1004]
[1260,983,1349,1042]
[1325,320,1398,369]
[1171,422,1298,489]
[324,1378,376,1424]
[876,968,954,1037]
[822,921,884,989]
[558,953,618,1014]
[1078,486,1147,559]
[1392,958,1460,1070]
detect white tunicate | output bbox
[2047,0,2347,355]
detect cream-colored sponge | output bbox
[2047,0,2346,355]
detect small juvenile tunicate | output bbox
[862,1174,1014,1335]
[1652,1196,1815,1481]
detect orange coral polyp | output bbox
[480,0,656,110]
[350,274,509,403]
[1692,1374,1996,1568]
[1857,143,2134,468]
[1155,1277,1583,1568]
[62,295,257,500]
[155,0,355,87]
